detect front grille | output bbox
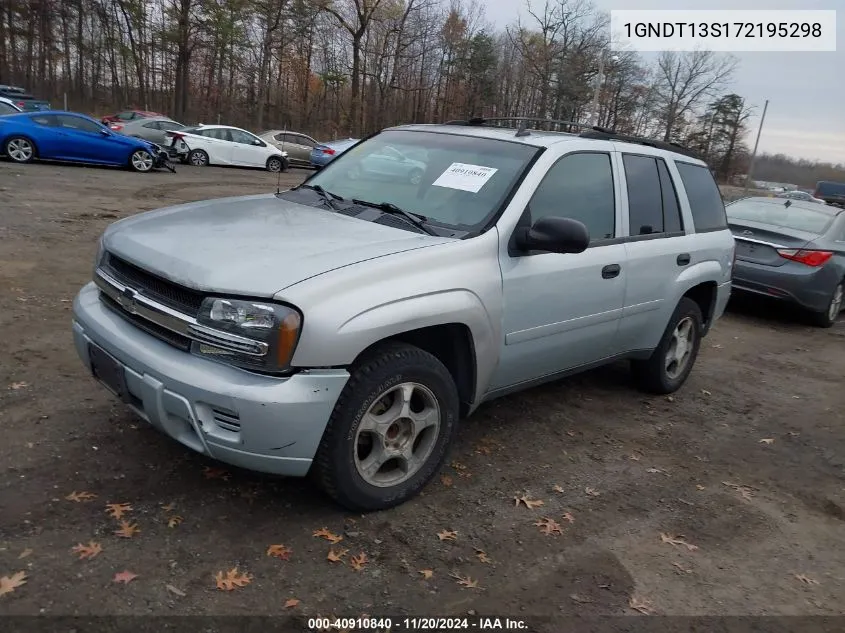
[100,293,192,352]
[102,252,204,314]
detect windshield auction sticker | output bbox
[432,162,498,193]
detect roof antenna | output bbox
[275,123,286,195]
[784,199,791,208]
[515,118,530,137]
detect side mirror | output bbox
[254,139,264,146]
[515,216,590,254]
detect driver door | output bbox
[230,129,266,167]
[489,151,628,391]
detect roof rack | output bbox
[443,117,702,160]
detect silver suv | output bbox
[72,119,735,511]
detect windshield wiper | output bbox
[298,184,344,209]
[351,199,437,236]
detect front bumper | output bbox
[72,282,349,476]
[732,259,836,312]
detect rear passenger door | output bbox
[615,151,696,352]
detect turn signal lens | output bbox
[277,311,302,367]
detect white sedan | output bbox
[164,124,289,172]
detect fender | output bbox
[291,289,498,407]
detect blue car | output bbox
[310,137,359,169]
[0,111,171,172]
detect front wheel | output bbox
[5,137,36,163]
[810,281,843,328]
[311,342,460,512]
[129,149,154,172]
[266,156,287,172]
[631,297,703,394]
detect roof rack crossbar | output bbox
[578,128,702,160]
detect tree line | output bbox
[0,0,780,181]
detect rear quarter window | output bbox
[675,162,727,232]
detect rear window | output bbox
[726,199,834,234]
[675,162,727,232]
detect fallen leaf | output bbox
[722,481,754,501]
[0,571,27,596]
[514,495,544,509]
[71,541,102,560]
[570,593,593,604]
[215,568,251,591]
[450,572,479,589]
[113,570,138,584]
[646,467,664,474]
[9,381,28,390]
[203,467,230,481]
[114,520,140,538]
[419,569,434,579]
[566,430,576,437]
[629,596,655,615]
[666,395,675,402]
[105,503,132,519]
[475,550,492,564]
[267,544,292,560]
[628,454,641,461]
[165,584,186,597]
[18,549,32,560]
[440,474,453,487]
[673,562,692,574]
[437,530,458,541]
[167,516,183,528]
[450,461,467,471]
[475,444,492,455]
[457,471,472,479]
[284,598,300,608]
[660,533,699,551]
[161,502,176,512]
[795,574,820,585]
[327,548,348,563]
[349,552,368,571]
[535,517,563,536]
[552,484,564,493]
[313,527,343,544]
[585,487,600,497]
[562,512,575,524]
[759,438,774,445]
[65,491,96,502]
[701,389,711,396]
[696,485,705,491]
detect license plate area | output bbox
[89,343,128,402]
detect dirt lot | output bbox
[1,161,844,624]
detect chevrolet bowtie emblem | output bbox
[119,287,138,314]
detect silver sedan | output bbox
[728,196,845,327]
[109,116,185,145]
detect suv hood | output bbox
[102,194,451,297]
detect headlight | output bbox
[280,151,288,157]
[191,297,302,373]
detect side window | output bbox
[207,128,231,141]
[299,136,316,148]
[676,162,728,232]
[116,112,133,121]
[142,121,159,129]
[230,130,257,144]
[529,152,616,242]
[58,115,102,133]
[274,133,285,142]
[31,114,56,126]
[0,102,17,115]
[657,158,683,232]
[622,154,663,235]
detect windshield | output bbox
[304,129,539,229]
[726,199,834,234]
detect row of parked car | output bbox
[0,90,360,173]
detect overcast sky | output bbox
[482,0,843,165]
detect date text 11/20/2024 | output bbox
[307,617,529,631]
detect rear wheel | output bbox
[311,342,459,512]
[5,137,36,163]
[129,149,154,173]
[631,297,703,394]
[266,156,287,172]
[188,149,209,166]
[810,281,843,328]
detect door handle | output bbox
[677,253,691,266]
[601,264,621,279]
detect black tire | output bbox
[128,148,154,173]
[311,342,460,512]
[631,297,703,394]
[809,281,843,328]
[266,155,287,172]
[4,136,37,163]
[188,149,209,166]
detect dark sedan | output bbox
[728,196,844,327]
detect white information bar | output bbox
[610,10,836,52]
